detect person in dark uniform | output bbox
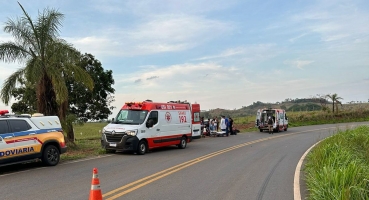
[267,116,274,134]
[229,117,234,135]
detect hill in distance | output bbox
[201,98,368,118]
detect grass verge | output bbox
[61,122,107,161]
[304,125,369,199]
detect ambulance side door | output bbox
[146,111,160,147]
[8,119,38,160]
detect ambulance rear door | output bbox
[191,104,201,139]
[255,109,261,127]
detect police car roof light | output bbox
[0,110,9,116]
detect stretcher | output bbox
[209,131,226,137]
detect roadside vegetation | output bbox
[60,122,107,161]
[304,125,369,199]
[60,106,369,160]
[1,3,368,198]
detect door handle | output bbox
[4,136,13,139]
[29,133,36,135]
[156,129,160,131]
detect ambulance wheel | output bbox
[178,137,187,149]
[42,145,60,166]
[259,129,263,132]
[137,140,147,155]
[284,126,288,131]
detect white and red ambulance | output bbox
[255,108,288,133]
[101,100,201,155]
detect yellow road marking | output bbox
[103,125,352,199]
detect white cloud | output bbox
[270,1,369,45]
[115,62,245,89]
[284,60,314,70]
[289,33,309,42]
[110,0,239,16]
[68,15,232,57]
[193,44,278,63]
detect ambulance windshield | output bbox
[114,110,148,125]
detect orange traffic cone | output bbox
[89,168,103,200]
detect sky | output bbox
[0,0,368,119]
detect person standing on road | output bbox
[215,117,219,131]
[213,117,218,132]
[225,116,229,136]
[200,117,205,136]
[229,117,234,135]
[267,116,274,134]
[209,118,214,132]
[220,116,227,136]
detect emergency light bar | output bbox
[0,110,9,116]
[125,102,143,108]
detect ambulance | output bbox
[0,110,67,167]
[255,108,288,133]
[101,100,201,155]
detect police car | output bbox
[0,110,67,167]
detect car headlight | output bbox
[126,130,137,136]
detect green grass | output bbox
[73,122,108,140]
[287,110,369,127]
[61,122,108,161]
[304,125,369,199]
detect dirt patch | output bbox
[234,122,255,130]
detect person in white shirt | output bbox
[220,116,227,136]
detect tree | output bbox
[67,53,115,122]
[10,53,115,121]
[314,94,329,111]
[0,3,93,141]
[326,93,343,113]
[10,78,37,114]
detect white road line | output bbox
[293,140,322,200]
[0,154,114,177]
[60,154,114,165]
[293,123,368,200]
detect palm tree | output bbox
[326,93,343,113]
[0,3,93,140]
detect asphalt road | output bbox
[1,122,368,200]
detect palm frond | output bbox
[43,7,64,38]
[46,68,68,105]
[0,42,30,62]
[0,67,26,104]
[46,40,94,91]
[24,57,44,84]
[3,17,37,52]
[36,7,64,60]
[17,2,41,51]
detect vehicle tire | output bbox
[284,125,288,131]
[137,140,147,155]
[42,145,60,166]
[259,129,263,132]
[106,149,116,154]
[178,137,187,149]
